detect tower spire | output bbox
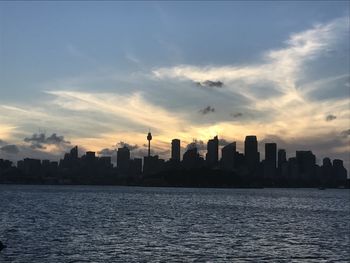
[147,131,152,157]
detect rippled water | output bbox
[0,185,349,262]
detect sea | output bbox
[0,185,349,262]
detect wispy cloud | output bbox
[153,17,348,97]
[46,90,186,133]
[152,17,349,144]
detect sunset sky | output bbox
[0,2,349,169]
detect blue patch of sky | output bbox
[0,1,348,102]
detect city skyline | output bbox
[1,132,347,187]
[0,2,349,171]
[1,131,348,173]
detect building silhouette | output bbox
[278,149,287,169]
[264,143,277,179]
[333,159,347,183]
[321,157,333,184]
[117,146,130,174]
[171,139,181,161]
[221,142,236,171]
[70,146,78,160]
[0,132,348,188]
[244,135,259,171]
[206,136,219,167]
[129,158,142,177]
[265,143,277,168]
[84,151,96,164]
[296,151,316,181]
[183,147,203,169]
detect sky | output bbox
[0,1,349,170]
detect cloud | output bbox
[186,139,206,151]
[130,148,149,159]
[231,112,243,118]
[153,17,348,99]
[0,145,20,154]
[0,139,6,146]
[24,133,70,149]
[46,91,186,135]
[195,80,224,88]
[97,142,139,157]
[325,114,337,121]
[98,148,117,156]
[0,16,348,172]
[117,141,139,151]
[340,129,350,138]
[199,106,215,115]
[218,138,230,146]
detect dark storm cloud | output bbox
[0,144,20,154]
[24,133,70,149]
[199,106,215,115]
[195,80,224,88]
[230,112,243,118]
[117,141,139,151]
[340,129,350,138]
[186,139,206,151]
[325,114,337,121]
[98,148,117,156]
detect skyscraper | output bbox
[278,149,287,169]
[296,150,316,180]
[183,147,203,169]
[117,146,130,174]
[206,136,219,167]
[221,142,236,170]
[244,135,259,170]
[171,139,181,161]
[333,159,347,183]
[264,143,277,179]
[85,151,96,164]
[265,143,277,169]
[70,146,78,160]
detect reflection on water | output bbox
[0,185,349,262]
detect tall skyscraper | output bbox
[171,139,181,161]
[221,142,236,170]
[332,159,347,183]
[264,143,277,179]
[244,135,259,170]
[278,149,287,169]
[117,146,130,174]
[265,143,277,169]
[206,136,219,167]
[70,146,78,160]
[296,150,316,180]
[183,147,203,169]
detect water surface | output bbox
[0,185,349,262]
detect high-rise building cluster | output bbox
[0,132,348,187]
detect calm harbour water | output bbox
[0,185,349,262]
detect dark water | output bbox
[0,185,349,262]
